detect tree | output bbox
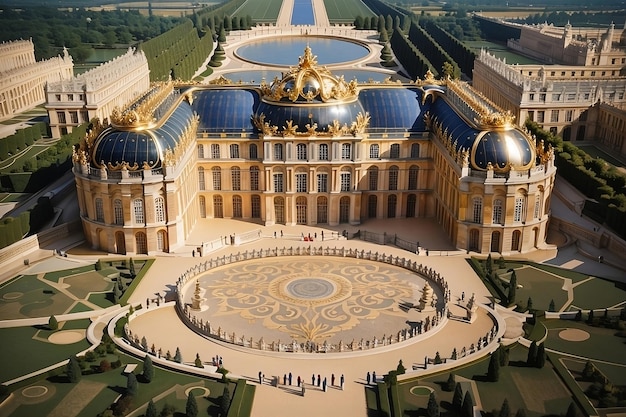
[445,373,455,391]
[129,257,136,277]
[427,391,440,417]
[195,353,203,368]
[462,391,474,417]
[487,352,500,382]
[498,344,509,366]
[174,347,183,363]
[145,399,157,417]
[588,309,595,323]
[527,340,538,366]
[535,343,546,368]
[221,386,230,416]
[582,360,595,380]
[185,392,198,417]
[549,299,556,312]
[565,402,580,417]
[143,355,154,382]
[526,297,533,311]
[66,355,82,383]
[49,315,58,330]
[126,372,138,396]
[434,351,442,364]
[452,382,464,410]
[442,61,455,79]
[508,271,517,306]
[396,359,406,374]
[498,398,510,417]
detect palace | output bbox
[0,39,74,121]
[45,48,150,138]
[72,45,556,256]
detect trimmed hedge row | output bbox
[0,212,30,249]
[418,19,475,77]
[0,122,48,161]
[390,28,435,80]
[408,22,460,79]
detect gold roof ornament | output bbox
[110,82,174,129]
[261,45,359,103]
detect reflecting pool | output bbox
[235,36,370,66]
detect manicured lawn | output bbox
[324,0,375,21]
[542,319,626,365]
[236,0,282,21]
[577,144,625,168]
[571,277,626,310]
[43,265,95,283]
[503,266,568,311]
[87,292,115,308]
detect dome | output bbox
[91,99,196,169]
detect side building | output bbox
[0,39,74,121]
[72,47,555,255]
[45,48,150,138]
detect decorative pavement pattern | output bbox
[184,257,437,345]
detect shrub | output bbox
[143,355,154,383]
[99,359,111,373]
[66,355,82,383]
[48,315,58,330]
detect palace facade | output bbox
[45,48,150,138]
[72,45,556,256]
[0,39,74,121]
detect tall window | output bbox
[251,195,261,218]
[211,144,220,159]
[274,173,284,192]
[339,196,350,223]
[250,166,259,191]
[296,196,307,224]
[155,196,165,222]
[296,173,307,192]
[135,232,148,254]
[232,196,242,218]
[274,143,283,160]
[199,196,206,218]
[209,167,220,190]
[296,143,307,160]
[388,166,399,190]
[469,229,480,251]
[410,143,420,158]
[408,166,419,190]
[198,167,205,190]
[370,144,379,159]
[230,144,240,159]
[341,143,351,160]
[369,167,378,190]
[249,144,258,159]
[317,173,328,192]
[95,198,104,222]
[57,111,66,123]
[390,143,400,158]
[231,167,241,191]
[114,199,123,225]
[492,199,503,224]
[368,195,377,218]
[534,195,542,219]
[213,195,223,218]
[387,195,397,218]
[317,196,328,223]
[197,144,204,159]
[550,110,559,123]
[514,196,526,222]
[511,230,521,251]
[340,172,351,191]
[472,197,483,223]
[133,199,144,224]
[319,144,329,160]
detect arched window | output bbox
[198,167,205,190]
[296,143,307,160]
[199,196,206,218]
[230,144,239,158]
[213,195,223,218]
[95,198,104,222]
[274,143,283,160]
[318,144,329,160]
[406,194,416,217]
[492,199,503,224]
[155,196,165,222]
[114,199,123,225]
[388,166,399,190]
[212,167,221,190]
[232,195,242,218]
[491,231,501,253]
[317,196,328,224]
[251,195,261,218]
[339,196,350,223]
[211,144,220,159]
[197,144,204,159]
[157,230,167,252]
[231,167,241,191]
[249,143,258,159]
[472,197,483,223]
[408,166,419,190]
[274,196,285,224]
[133,199,144,224]
[250,166,259,191]
[368,167,378,191]
[369,144,379,159]
[368,195,377,218]
[410,143,420,158]
[469,229,480,251]
[390,143,400,158]
[511,230,522,251]
[135,232,148,254]
[296,196,307,224]
[387,194,397,218]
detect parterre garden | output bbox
[323,0,375,23]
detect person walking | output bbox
[366,371,371,384]
[297,375,301,387]
[317,374,321,387]
[312,374,315,385]
[331,373,335,386]
[340,374,345,390]
[258,371,262,385]
[289,372,292,385]
[372,371,376,383]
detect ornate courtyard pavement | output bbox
[125,220,499,417]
